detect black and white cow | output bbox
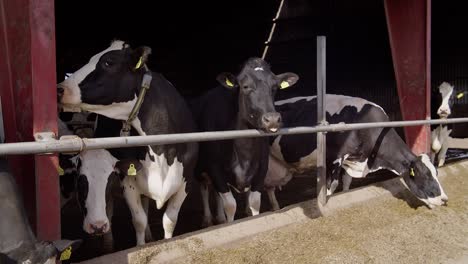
[191,58,298,226]
[267,95,448,209]
[430,82,466,167]
[57,40,198,245]
[74,148,152,250]
[0,158,81,264]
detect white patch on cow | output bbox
[342,158,369,178]
[142,153,185,209]
[325,94,386,116]
[248,191,262,215]
[275,96,317,106]
[79,96,137,121]
[437,82,454,118]
[59,40,126,105]
[128,117,187,210]
[220,191,236,222]
[254,67,264,71]
[420,154,448,205]
[275,94,386,116]
[79,149,117,234]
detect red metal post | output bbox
[0,0,59,240]
[30,0,60,241]
[384,0,431,155]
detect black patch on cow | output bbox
[76,174,89,215]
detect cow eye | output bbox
[104,60,113,67]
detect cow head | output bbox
[437,82,455,118]
[57,40,152,120]
[216,58,299,132]
[402,154,448,208]
[436,82,466,118]
[76,149,119,235]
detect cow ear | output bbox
[52,239,82,262]
[276,72,299,89]
[216,72,238,89]
[456,91,466,99]
[132,46,152,71]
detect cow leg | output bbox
[123,187,147,246]
[248,191,261,216]
[342,171,353,192]
[267,187,280,211]
[162,184,187,239]
[215,192,227,224]
[327,165,341,196]
[219,191,236,223]
[141,196,153,242]
[244,191,252,216]
[438,142,449,167]
[200,182,213,227]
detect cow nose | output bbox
[262,112,282,132]
[90,222,108,235]
[441,195,448,205]
[437,108,450,117]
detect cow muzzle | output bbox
[86,221,110,235]
[261,112,282,133]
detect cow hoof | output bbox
[438,160,445,167]
[215,216,227,225]
[201,218,213,228]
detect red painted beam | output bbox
[384,0,431,155]
[30,0,60,241]
[0,0,59,240]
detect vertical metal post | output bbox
[316,36,327,206]
[384,0,431,154]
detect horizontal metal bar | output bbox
[0,117,468,156]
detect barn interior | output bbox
[51,0,468,261]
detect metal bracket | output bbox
[34,132,56,142]
[34,132,57,155]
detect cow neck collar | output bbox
[120,65,153,136]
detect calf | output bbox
[0,158,81,264]
[58,40,198,245]
[430,82,465,167]
[191,58,298,226]
[75,149,152,251]
[267,95,448,209]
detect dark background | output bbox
[55,0,468,136]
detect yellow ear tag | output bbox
[225,78,234,87]
[410,168,415,177]
[60,246,72,261]
[135,56,143,70]
[280,81,290,89]
[128,164,137,176]
[457,92,464,99]
[58,166,65,176]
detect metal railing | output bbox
[0,117,467,156]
